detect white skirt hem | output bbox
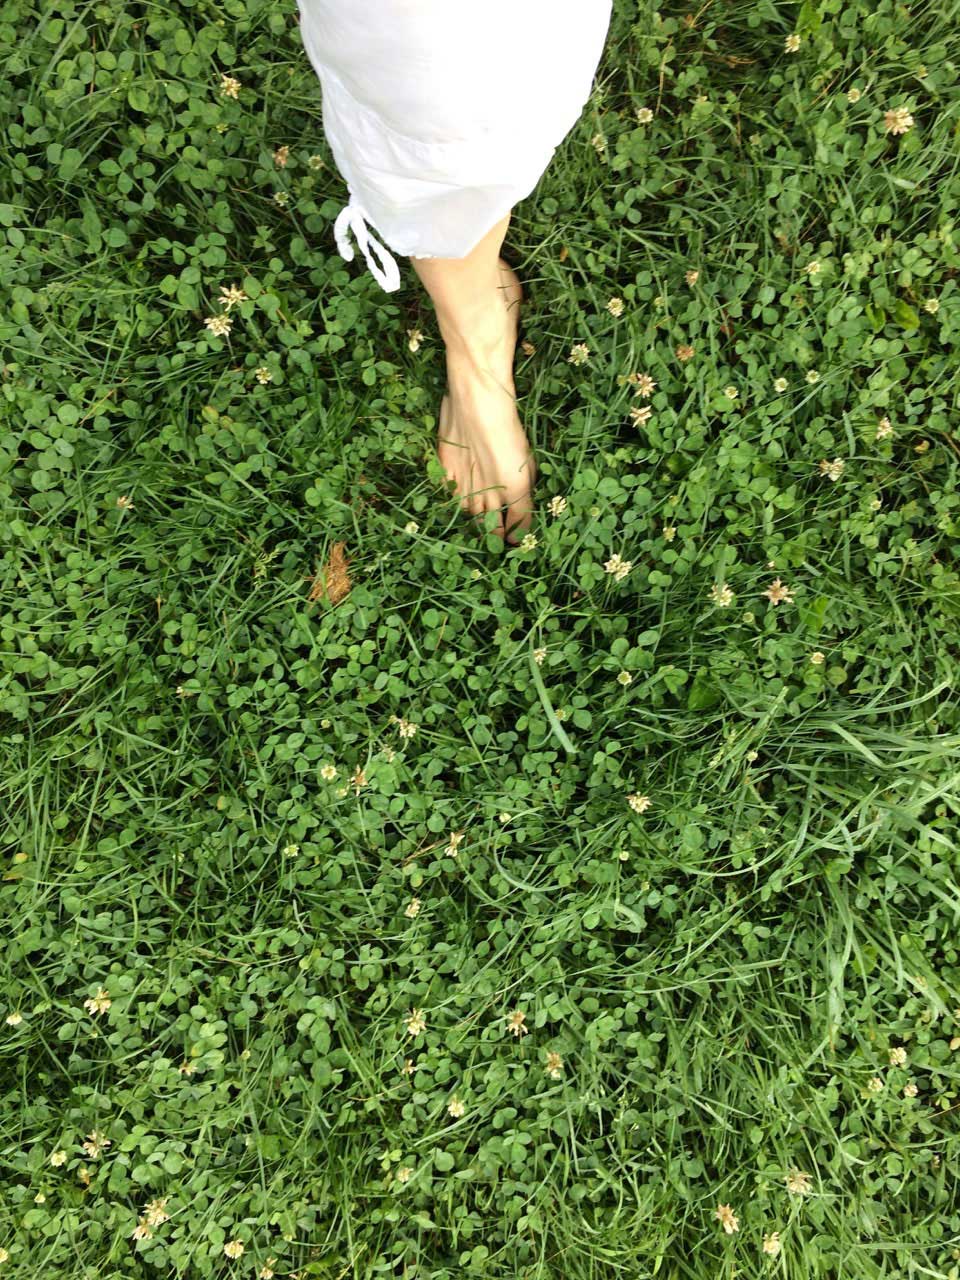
[296,0,612,290]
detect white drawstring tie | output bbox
[333,200,401,292]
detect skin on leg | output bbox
[410,213,536,544]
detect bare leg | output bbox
[410,212,536,544]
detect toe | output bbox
[464,492,485,520]
[464,461,489,519]
[459,467,500,536]
[502,489,534,544]
[482,493,507,541]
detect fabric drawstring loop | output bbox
[333,200,401,292]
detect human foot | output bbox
[436,260,536,544]
[497,257,523,355]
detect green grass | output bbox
[2,0,960,1276]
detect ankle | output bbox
[437,294,511,359]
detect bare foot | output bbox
[436,259,536,544]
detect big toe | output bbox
[501,483,534,545]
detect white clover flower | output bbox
[603,553,632,581]
[884,107,914,135]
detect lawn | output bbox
[2,0,960,1276]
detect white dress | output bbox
[294,0,613,291]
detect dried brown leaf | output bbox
[309,540,351,605]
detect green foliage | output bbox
[2,0,959,1276]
